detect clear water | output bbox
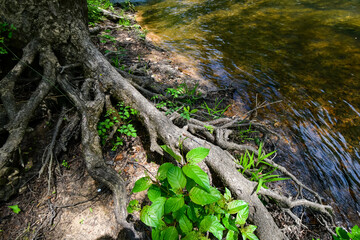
[137,0,360,226]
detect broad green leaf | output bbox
[179,214,193,233]
[132,177,152,193]
[161,145,182,162]
[224,187,232,201]
[185,177,197,192]
[165,197,184,214]
[156,163,174,180]
[183,231,202,240]
[140,206,159,227]
[160,226,178,240]
[235,201,249,225]
[243,232,259,240]
[151,197,166,220]
[189,186,221,206]
[227,200,248,214]
[335,227,350,240]
[152,228,161,240]
[187,202,203,222]
[226,230,239,240]
[242,225,257,234]
[172,205,188,221]
[349,225,360,239]
[199,215,225,240]
[222,214,239,233]
[182,164,211,192]
[148,185,161,202]
[186,147,210,164]
[167,166,186,191]
[8,205,21,214]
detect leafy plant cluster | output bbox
[0,22,16,54]
[129,147,258,240]
[333,225,359,240]
[97,102,138,151]
[87,0,114,25]
[236,143,288,194]
[152,83,201,120]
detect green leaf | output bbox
[185,177,197,192]
[179,214,193,233]
[243,232,259,240]
[167,166,186,191]
[349,225,360,239]
[235,202,249,225]
[8,205,21,214]
[199,215,225,240]
[140,206,159,227]
[335,227,350,240]
[140,197,166,227]
[226,230,239,240]
[160,226,178,240]
[160,145,182,162]
[187,202,203,222]
[224,187,232,201]
[148,184,162,202]
[186,147,210,164]
[165,197,184,214]
[156,163,174,181]
[227,200,248,214]
[183,231,203,240]
[189,186,221,206]
[222,214,239,233]
[182,164,211,192]
[132,177,152,193]
[152,228,161,240]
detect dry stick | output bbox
[39,107,67,194]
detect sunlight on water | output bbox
[138,0,360,225]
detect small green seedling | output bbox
[8,205,21,214]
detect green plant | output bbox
[62,159,70,169]
[119,18,131,27]
[112,56,121,68]
[201,98,230,120]
[130,147,258,240]
[100,33,116,44]
[154,82,201,120]
[97,102,138,151]
[127,200,141,213]
[204,125,214,134]
[236,143,288,193]
[0,22,16,54]
[8,205,21,214]
[87,0,114,24]
[333,225,359,240]
[238,124,258,143]
[119,0,135,12]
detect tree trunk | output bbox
[0,0,297,239]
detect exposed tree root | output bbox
[0,3,336,239]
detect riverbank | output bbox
[0,4,334,240]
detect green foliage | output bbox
[62,159,70,169]
[100,33,116,44]
[236,143,288,193]
[238,124,258,143]
[153,82,201,120]
[119,18,131,27]
[201,98,230,120]
[97,102,137,151]
[0,22,16,54]
[130,146,258,240]
[333,225,359,240]
[204,125,214,134]
[119,0,135,12]
[87,0,114,24]
[8,205,21,214]
[127,200,141,213]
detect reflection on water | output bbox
[138,0,360,226]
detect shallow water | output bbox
[137,0,360,226]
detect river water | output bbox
[137,0,360,226]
